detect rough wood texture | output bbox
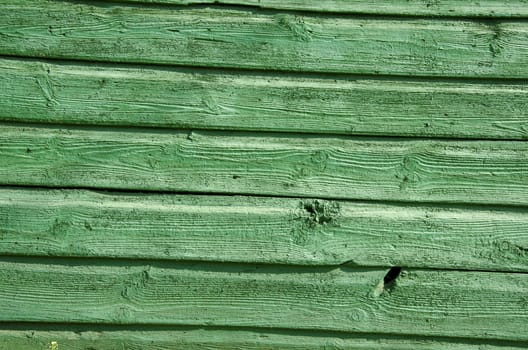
[1,124,527,205]
[105,0,528,18]
[0,258,527,340]
[1,327,527,350]
[2,58,528,139]
[1,188,527,271]
[2,0,528,78]
[1,0,528,347]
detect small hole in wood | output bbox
[373,266,402,297]
[383,266,402,286]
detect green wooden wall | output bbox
[0,0,527,349]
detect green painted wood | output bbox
[1,327,527,350]
[106,0,528,18]
[2,0,528,78]
[1,0,527,347]
[1,188,527,271]
[1,124,528,205]
[2,58,528,140]
[0,258,527,340]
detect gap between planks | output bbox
[4,54,528,83]
[89,0,528,19]
[4,183,528,211]
[1,322,528,350]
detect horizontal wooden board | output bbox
[107,0,528,18]
[1,124,528,205]
[2,0,528,78]
[0,258,527,340]
[1,188,527,271]
[2,58,528,140]
[1,327,527,350]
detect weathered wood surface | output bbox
[2,58,528,140]
[1,327,527,350]
[2,0,528,78]
[1,124,527,205]
[0,258,527,340]
[105,0,528,18]
[1,0,527,347]
[1,188,527,271]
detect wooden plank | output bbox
[1,124,528,205]
[1,188,527,271]
[105,0,528,18]
[2,0,528,78]
[2,58,528,140]
[0,258,526,340]
[1,327,527,350]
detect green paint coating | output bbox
[1,124,527,205]
[1,187,527,271]
[2,0,528,78]
[0,258,527,340]
[1,327,527,350]
[106,0,528,18]
[1,58,528,139]
[1,0,528,347]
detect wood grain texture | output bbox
[2,58,528,139]
[2,0,528,78]
[1,124,528,205]
[105,0,528,18]
[1,326,527,350]
[1,187,527,271]
[0,258,527,340]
